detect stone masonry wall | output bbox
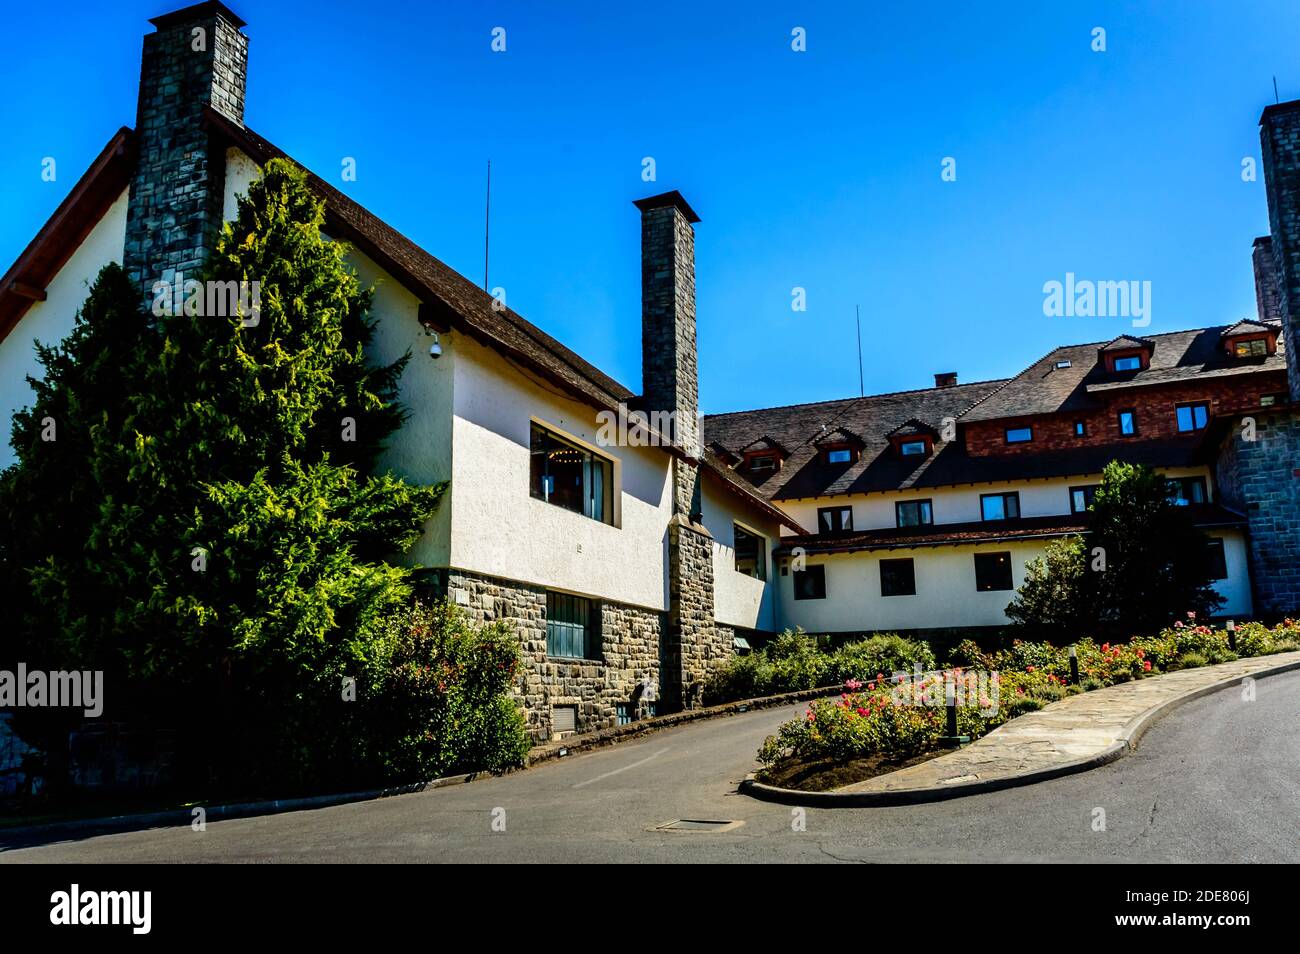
[123,5,249,308]
[1214,408,1300,616]
[426,569,662,743]
[639,203,700,456]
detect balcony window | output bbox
[818,506,853,534]
[980,492,1020,521]
[895,499,934,528]
[530,424,613,524]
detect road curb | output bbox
[0,686,827,844]
[739,654,1300,808]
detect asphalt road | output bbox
[4,668,1299,863]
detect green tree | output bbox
[1006,461,1224,639]
[1,159,449,788]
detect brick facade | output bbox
[964,373,1288,457]
[123,2,248,308]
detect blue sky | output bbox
[3,1,1298,413]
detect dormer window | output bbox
[1220,320,1279,358]
[749,455,776,472]
[1098,336,1154,373]
[1234,338,1268,357]
[887,418,940,459]
[812,427,866,466]
[738,436,789,476]
[825,447,853,464]
[1112,355,1142,372]
[899,440,929,456]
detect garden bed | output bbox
[758,749,947,792]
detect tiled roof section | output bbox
[702,379,1007,500]
[773,503,1246,556]
[960,323,1288,422]
[201,109,804,532]
[1220,318,1275,337]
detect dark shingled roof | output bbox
[196,109,807,533]
[959,323,1288,421]
[702,379,1007,501]
[1220,318,1275,337]
[773,503,1246,556]
[1099,334,1154,352]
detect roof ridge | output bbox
[703,377,1010,420]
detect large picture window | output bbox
[1166,476,1208,506]
[879,558,916,597]
[530,423,613,524]
[546,591,601,659]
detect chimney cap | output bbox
[934,371,958,388]
[633,190,700,224]
[150,1,246,30]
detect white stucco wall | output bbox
[778,467,1214,533]
[448,335,674,611]
[701,478,779,632]
[1208,529,1253,618]
[0,188,129,468]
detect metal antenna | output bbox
[1275,76,1280,104]
[484,160,492,291]
[855,305,864,397]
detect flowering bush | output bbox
[758,615,1300,776]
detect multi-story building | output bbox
[2,3,1298,740]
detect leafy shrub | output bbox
[826,634,935,685]
[358,600,529,782]
[1177,652,1208,669]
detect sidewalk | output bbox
[744,649,1300,806]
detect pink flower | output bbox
[1174,621,1184,629]
[1026,665,1036,673]
[1143,661,1152,672]
[845,678,862,691]
[856,707,869,717]
[1187,611,1197,619]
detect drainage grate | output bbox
[652,819,744,833]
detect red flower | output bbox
[1144,661,1152,671]
[1026,665,1036,673]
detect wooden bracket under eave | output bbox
[8,281,47,301]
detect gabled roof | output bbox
[1099,334,1154,353]
[812,425,865,448]
[0,115,806,535]
[1220,318,1275,337]
[886,418,939,439]
[0,127,134,343]
[959,323,1288,422]
[738,435,790,456]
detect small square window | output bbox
[895,499,934,527]
[879,558,916,597]
[1005,426,1033,444]
[974,552,1014,591]
[546,592,601,659]
[1113,355,1142,372]
[616,703,635,726]
[1118,410,1137,436]
[793,565,826,600]
[980,492,1020,521]
[1176,402,1209,432]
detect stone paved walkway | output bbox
[838,650,1300,794]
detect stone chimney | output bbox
[123,1,249,307]
[934,371,958,388]
[1259,101,1300,401]
[635,190,701,462]
[633,190,718,713]
[1252,236,1283,323]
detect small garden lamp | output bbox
[1068,644,1079,685]
[1227,619,1236,651]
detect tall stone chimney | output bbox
[1252,236,1282,323]
[123,1,249,307]
[634,190,719,712]
[1260,101,1300,401]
